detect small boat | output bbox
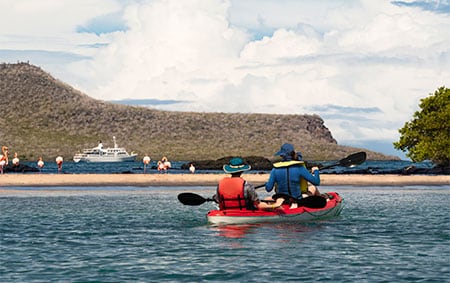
[206,192,343,225]
[73,136,137,163]
[179,152,366,225]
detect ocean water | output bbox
[19,159,435,174]
[1,186,449,282]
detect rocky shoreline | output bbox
[180,156,450,175]
[1,157,449,175]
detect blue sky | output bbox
[1,0,450,159]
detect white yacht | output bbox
[73,136,137,163]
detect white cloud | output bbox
[0,0,120,59]
[240,29,321,63]
[0,0,120,35]
[72,0,250,102]
[1,0,449,158]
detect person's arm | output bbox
[257,197,284,210]
[299,166,320,186]
[265,169,276,192]
[244,182,258,202]
[212,185,220,203]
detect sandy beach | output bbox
[0,173,449,188]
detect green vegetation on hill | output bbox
[0,62,396,162]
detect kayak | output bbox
[206,192,343,225]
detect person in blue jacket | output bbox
[265,143,321,204]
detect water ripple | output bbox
[1,186,449,282]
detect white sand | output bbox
[0,173,448,189]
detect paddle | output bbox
[178,191,326,208]
[178,152,367,206]
[178,192,215,206]
[175,192,283,206]
[318,151,367,170]
[253,151,367,188]
[178,192,278,206]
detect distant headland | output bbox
[0,62,398,162]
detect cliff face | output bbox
[0,62,393,161]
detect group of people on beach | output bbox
[214,143,323,211]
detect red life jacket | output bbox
[217,177,248,210]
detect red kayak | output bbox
[207,192,344,225]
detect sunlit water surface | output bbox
[1,186,449,282]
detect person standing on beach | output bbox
[214,157,283,210]
[265,143,320,206]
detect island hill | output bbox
[0,62,396,165]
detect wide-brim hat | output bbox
[274,143,295,157]
[223,157,251,173]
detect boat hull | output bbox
[207,192,343,225]
[73,137,137,163]
[73,154,137,163]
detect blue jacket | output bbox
[265,162,320,199]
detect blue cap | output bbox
[274,143,295,157]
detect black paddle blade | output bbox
[320,151,367,170]
[178,193,208,206]
[297,196,327,208]
[339,151,366,167]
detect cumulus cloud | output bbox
[1,0,449,158]
[72,0,249,105]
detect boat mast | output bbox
[113,136,118,149]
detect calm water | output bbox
[1,186,449,282]
[19,159,434,174]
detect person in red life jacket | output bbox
[265,143,321,208]
[213,157,283,210]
